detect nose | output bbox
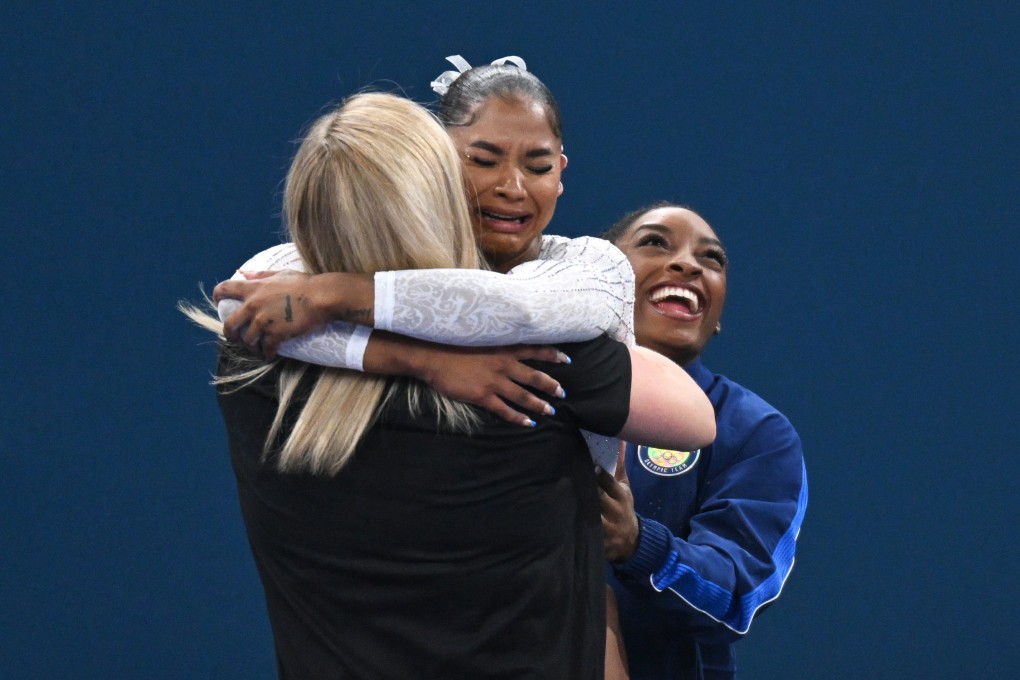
[495,167,526,200]
[668,250,702,276]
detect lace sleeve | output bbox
[538,235,635,345]
[218,235,635,369]
[375,235,635,346]
[216,243,373,370]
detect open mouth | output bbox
[648,285,703,316]
[479,209,531,228]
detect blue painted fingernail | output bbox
[544,403,556,416]
[526,418,537,427]
[558,388,566,399]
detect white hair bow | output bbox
[430,54,528,96]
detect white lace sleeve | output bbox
[216,243,373,371]
[538,235,635,345]
[218,235,635,370]
[375,234,635,346]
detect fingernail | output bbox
[594,465,603,475]
[544,403,556,416]
[558,352,572,365]
[557,388,566,399]
[523,418,537,427]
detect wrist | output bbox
[609,516,642,565]
[363,331,428,379]
[614,515,670,580]
[315,272,375,326]
[398,338,433,383]
[622,518,641,562]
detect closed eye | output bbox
[467,155,497,168]
[527,164,554,175]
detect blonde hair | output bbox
[184,93,482,475]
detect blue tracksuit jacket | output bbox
[607,359,808,679]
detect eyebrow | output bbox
[634,224,726,250]
[466,140,555,158]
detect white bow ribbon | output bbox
[430,54,528,96]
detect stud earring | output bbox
[714,323,722,335]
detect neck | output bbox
[485,243,542,274]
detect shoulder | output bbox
[540,234,632,270]
[707,371,801,452]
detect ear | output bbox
[557,154,568,196]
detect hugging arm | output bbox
[214,236,634,363]
[212,242,620,424]
[378,235,635,347]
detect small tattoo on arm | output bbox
[284,295,293,322]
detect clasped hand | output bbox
[213,269,327,359]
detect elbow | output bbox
[692,397,717,450]
[659,389,715,452]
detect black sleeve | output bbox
[528,334,632,437]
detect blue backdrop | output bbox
[4,2,1018,677]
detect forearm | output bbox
[310,272,375,326]
[361,331,432,378]
[378,263,627,346]
[272,263,611,367]
[220,236,634,369]
[613,445,808,642]
[225,242,374,324]
[217,244,374,369]
[612,515,749,643]
[265,261,629,367]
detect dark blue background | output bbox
[4,3,1017,677]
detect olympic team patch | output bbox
[637,445,700,477]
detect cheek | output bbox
[712,280,727,314]
[459,168,487,199]
[529,177,561,209]
[627,259,658,289]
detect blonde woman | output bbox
[186,93,713,679]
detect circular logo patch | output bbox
[637,445,700,477]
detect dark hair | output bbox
[601,201,686,244]
[438,64,563,140]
